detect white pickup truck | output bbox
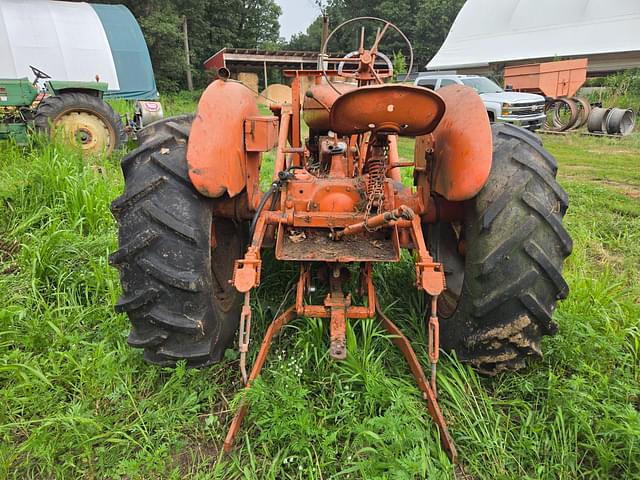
[414,74,546,131]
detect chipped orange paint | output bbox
[187,79,259,199]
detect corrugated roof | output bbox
[427,0,640,71]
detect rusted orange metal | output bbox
[222,266,458,464]
[187,79,262,206]
[334,205,414,239]
[195,17,501,463]
[327,269,349,359]
[504,58,588,98]
[290,75,303,166]
[408,215,446,296]
[418,84,492,201]
[303,82,357,131]
[273,107,291,179]
[244,116,279,152]
[223,305,297,453]
[330,84,445,136]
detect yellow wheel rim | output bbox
[53,110,115,155]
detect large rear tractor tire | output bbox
[110,116,246,367]
[34,92,126,155]
[431,123,572,375]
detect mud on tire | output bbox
[434,123,572,375]
[110,116,245,366]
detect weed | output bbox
[0,108,638,478]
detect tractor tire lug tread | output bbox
[115,287,160,313]
[150,150,192,185]
[520,292,558,335]
[523,240,570,299]
[522,191,573,255]
[128,323,168,347]
[496,123,558,173]
[478,217,537,275]
[142,201,199,244]
[110,176,167,216]
[111,115,246,367]
[109,229,159,266]
[513,152,569,210]
[147,306,204,334]
[472,269,538,317]
[439,123,571,375]
[121,134,174,175]
[137,255,204,292]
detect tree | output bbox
[414,0,466,68]
[286,0,464,71]
[392,51,407,81]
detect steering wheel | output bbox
[337,50,394,79]
[29,65,52,86]
[321,16,414,94]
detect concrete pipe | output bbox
[605,108,636,136]
[587,107,612,133]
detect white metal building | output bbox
[0,0,158,99]
[427,0,640,75]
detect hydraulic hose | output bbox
[249,183,277,240]
[248,170,295,240]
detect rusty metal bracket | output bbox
[415,261,446,296]
[333,205,415,240]
[325,267,350,360]
[407,216,446,295]
[238,291,252,384]
[232,254,262,293]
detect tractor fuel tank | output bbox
[303,82,356,132]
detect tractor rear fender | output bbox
[415,85,492,201]
[46,80,108,97]
[187,79,262,202]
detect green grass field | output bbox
[0,112,638,479]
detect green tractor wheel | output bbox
[34,92,126,155]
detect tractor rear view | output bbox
[110,18,571,462]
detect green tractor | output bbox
[0,66,126,155]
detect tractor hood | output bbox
[480,91,545,104]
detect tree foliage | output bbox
[69,0,463,92]
[288,0,465,71]
[74,0,282,92]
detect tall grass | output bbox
[0,124,638,478]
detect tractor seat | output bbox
[329,84,446,137]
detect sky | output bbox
[276,0,322,40]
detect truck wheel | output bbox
[34,92,126,155]
[430,123,572,375]
[110,116,246,367]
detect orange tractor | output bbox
[110,18,571,462]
